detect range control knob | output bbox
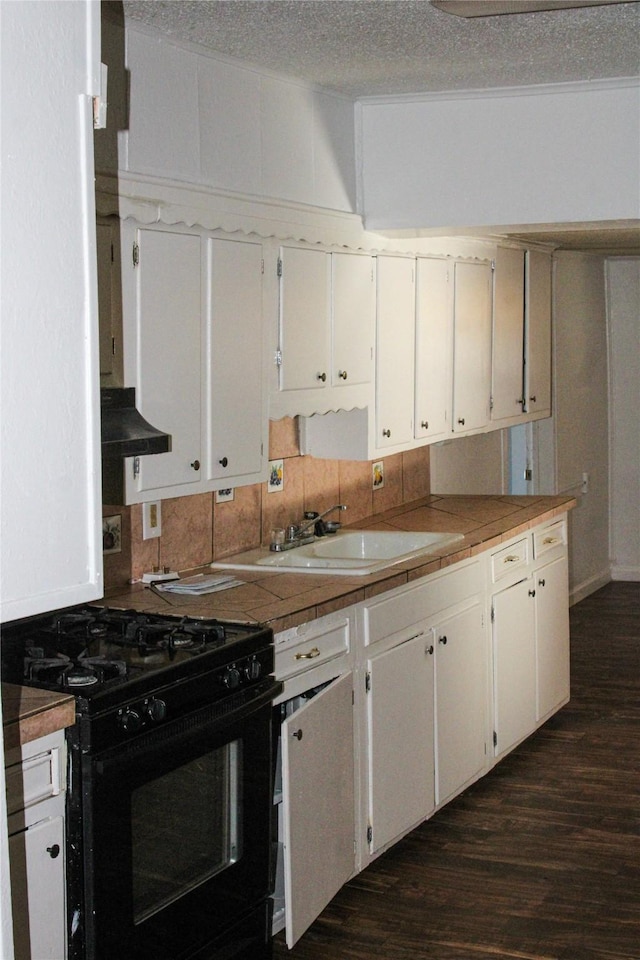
[223,667,241,690]
[118,708,142,734]
[146,698,167,722]
[244,658,262,681]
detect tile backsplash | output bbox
[102,418,431,595]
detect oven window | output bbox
[131,739,243,924]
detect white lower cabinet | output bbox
[5,730,67,960]
[491,517,570,758]
[492,576,537,758]
[274,515,570,946]
[434,600,487,806]
[366,630,435,856]
[273,612,356,948]
[534,553,570,722]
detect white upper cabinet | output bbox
[452,260,493,434]
[124,225,202,499]
[375,256,416,449]
[491,247,526,424]
[278,246,330,394]
[121,222,267,503]
[414,258,453,441]
[206,237,266,485]
[272,246,374,418]
[525,250,552,417]
[331,252,375,389]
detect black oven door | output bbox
[81,685,277,960]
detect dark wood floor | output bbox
[273,581,640,960]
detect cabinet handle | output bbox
[317,372,327,382]
[457,418,465,426]
[190,460,200,471]
[426,644,434,656]
[382,428,391,438]
[294,646,320,660]
[219,457,228,468]
[503,555,520,563]
[529,589,536,597]
[543,536,559,545]
[538,578,546,587]
[530,395,537,403]
[292,729,303,741]
[516,397,525,407]
[338,370,348,380]
[47,844,60,859]
[438,635,447,645]
[421,420,429,430]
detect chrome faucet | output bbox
[271,504,347,552]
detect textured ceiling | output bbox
[120,0,640,253]
[122,0,640,97]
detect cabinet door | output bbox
[9,816,66,960]
[129,227,202,496]
[535,554,570,721]
[525,250,552,416]
[452,260,492,433]
[492,247,525,423]
[366,632,435,854]
[281,673,355,947]
[492,577,536,757]
[414,258,452,440]
[278,247,330,392]
[434,600,487,806]
[331,252,375,388]
[206,238,265,485]
[375,256,416,449]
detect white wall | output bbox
[98,22,357,213]
[358,80,640,231]
[606,258,640,581]
[552,253,610,602]
[430,431,508,495]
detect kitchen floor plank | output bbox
[273,581,640,960]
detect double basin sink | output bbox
[211,529,464,577]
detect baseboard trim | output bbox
[610,565,640,582]
[570,570,612,606]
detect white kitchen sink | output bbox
[211,529,464,577]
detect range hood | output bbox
[101,388,171,504]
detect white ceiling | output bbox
[120,0,640,253]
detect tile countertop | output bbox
[2,683,75,750]
[105,494,577,634]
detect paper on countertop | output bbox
[155,574,245,595]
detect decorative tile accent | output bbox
[268,459,284,492]
[372,460,384,489]
[373,453,403,514]
[262,456,305,545]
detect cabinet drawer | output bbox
[363,559,483,646]
[491,538,529,583]
[276,617,350,681]
[5,741,63,817]
[533,519,567,559]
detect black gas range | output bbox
[2,604,281,960]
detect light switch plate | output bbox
[142,501,161,539]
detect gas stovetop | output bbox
[1,605,273,711]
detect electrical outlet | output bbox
[142,501,161,540]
